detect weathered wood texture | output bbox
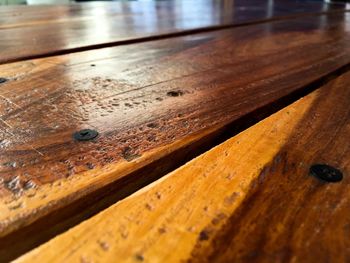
[1,14,350,261]
[16,67,350,263]
[0,0,349,64]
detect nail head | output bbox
[73,129,98,141]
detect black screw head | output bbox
[0,78,8,84]
[310,164,343,183]
[73,129,98,141]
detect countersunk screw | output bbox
[310,164,343,183]
[73,129,98,141]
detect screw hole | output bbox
[310,164,343,183]
[167,90,183,97]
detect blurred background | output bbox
[0,0,177,5]
[0,0,348,6]
[1,0,166,6]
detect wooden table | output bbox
[0,1,349,262]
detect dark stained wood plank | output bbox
[1,13,350,261]
[0,0,349,64]
[15,61,350,263]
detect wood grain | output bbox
[15,59,350,263]
[0,0,349,64]
[1,14,350,261]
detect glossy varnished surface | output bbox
[2,0,343,26]
[0,0,349,64]
[16,63,350,263]
[1,13,350,261]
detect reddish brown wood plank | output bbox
[1,13,350,261]
[0,0,349,64]
[15,60,350,263]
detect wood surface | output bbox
[15,60,350,263]
[1,14,350,261]
[1,0,342,27]
[0,0,349,64]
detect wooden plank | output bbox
[15,67,350,263]
[1,14,350,260]
[1,0,342,27]
[0,0,349,64]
